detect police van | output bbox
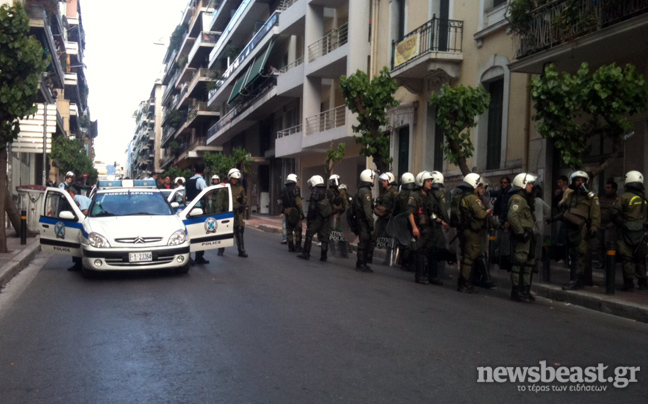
[39,179,234,276]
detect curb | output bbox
[0,238,41,288]
[250,221,648,323]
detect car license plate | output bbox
[129,252,152,262]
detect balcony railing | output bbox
[276,124,302,139]
[305,106,346,136]
[278,56,304,74]
[188,32,218,63]
[208,80,277,138]
[308,23,348,63]
[514,0,648,59]
[391,17,463,70]
[278,0,298,11]
[221,11,280,81]
[211,0,253,64]
[187,101,208,122]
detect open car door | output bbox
[39,187,85,257]
[167,187,186,213]
[179,184,234,252]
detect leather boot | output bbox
[237,228,248,257]
[320,243,328,262]
[297,237,311,260]
[339,241,349,258]
[458,277,478,293]
[329,240,337,257]
[415,254,429,285]
[524,285,536,302]
[295,232,303,252]
[619,278,635,292]
[563,274,583,290]
[288,241,295,252]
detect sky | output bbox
[82,0,187,167]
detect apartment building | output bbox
[129,99,156,179]
[159,0,372,214]
[8,0,94,195]
[509,0,648,191]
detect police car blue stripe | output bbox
[39,216,84,229]
[182,211,234,225]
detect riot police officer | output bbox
[508,173,538,302]
[410,171,434,284]
[298,175,332,261]
[427,171,449,285]
[229,168,248,258]
[457,173,492,293]
[611,170,648,291]
[393,173,417,271]
[354,169,376,272]
[281,173,304,253]
[327,174,349,258]
[551,171,600,290]
[373,172,398,265]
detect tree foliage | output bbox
[531,63,648,176]
[204,147,254,179]
[0,3,50,149]
[51,135,98,183]
[324,142,346,178]
[340,67,399,173]
[429,83,490,175]
[163,166,191,182]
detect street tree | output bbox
[0,3,49,250]
[429,83,490,175]
[340,67,399,174]
[163,167,191,183]
[324,141,346,178]
[531,63,648,177]
[204,147,253,179]
[51,136,98,183]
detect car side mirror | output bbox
[59,211,75,220]
[170,202,179,209]
[190,208,203,217]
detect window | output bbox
[397,126,409,178]
[486,78,504,170]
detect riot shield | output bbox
[386,210,412,246]
[338,211,357,244]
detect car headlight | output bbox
[89,232,111,248]
[168,229,187,246]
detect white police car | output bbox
[39,179,234,276]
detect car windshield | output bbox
[89,190,174,217]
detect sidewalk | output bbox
[247,213,648,324]
[0,234,41,288]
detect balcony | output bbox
[208,0,254,68]
[510,0,648,73]
[275,124,303,158]
[308,23,348,63]
[390,17,463,93]
[302,106,350,150]
[186,101,219,128]
[188,32,218,68]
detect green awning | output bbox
[227,71,247,105]
[242,40,275,90]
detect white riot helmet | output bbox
[401,172,415,185]
[570,170,589,183]
[512,172,537,189]
[308,175,324,187]
[360,169,375,183]
[174,177,185,185]
[415,171,433,187]
[228,170,242,180]
[338,183,347,191]
[211,174,220,181]
[65,171,75,178]
[329,174,340,187]
[430,171,444,186]
[286,173,298,183]
[625,170,644,184]
[463,173,481,189]
[379,172,396,185]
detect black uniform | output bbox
[355,182,374,272]
[297,185,332,261]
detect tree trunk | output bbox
[589,137,622,180]
[0,148,7,252]
[447,136,471,176]
[5,191,21,237]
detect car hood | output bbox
[86,215,185,247]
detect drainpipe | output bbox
[524,74,531,172]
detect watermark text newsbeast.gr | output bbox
[477,361,639,390]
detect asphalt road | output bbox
[0,229,646,404]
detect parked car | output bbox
[39,179,234,276]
